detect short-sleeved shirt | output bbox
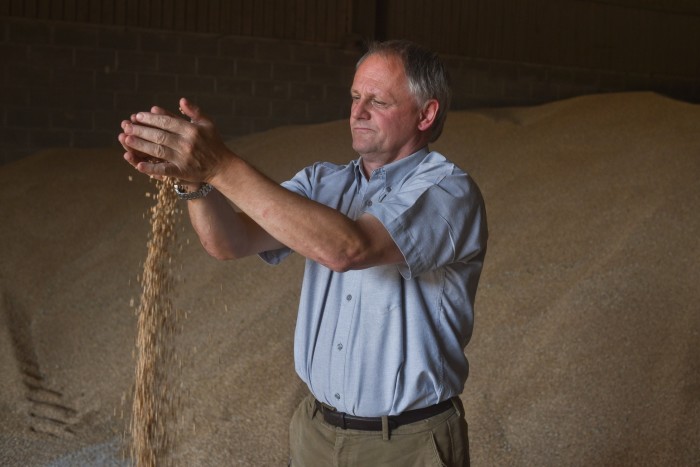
[260,147,487,417]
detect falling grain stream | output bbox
[130,177,182,466]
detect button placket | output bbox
[329,272,358,412]
[363,168,386,210]
[378,185,392,203]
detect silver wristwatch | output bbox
[174,182,213,200]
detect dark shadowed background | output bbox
[1,0,699,164]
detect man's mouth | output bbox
[352,126,373,133]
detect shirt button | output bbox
[386,186,392,192]
[366,200,373,206]
[346,294,352,301]
[337,343,343,350]
[334,393,341,400]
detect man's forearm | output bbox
[209,157,399,272]
[184,183,283,260]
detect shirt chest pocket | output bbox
[358,266,404,317]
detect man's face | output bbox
[350,54,423,167]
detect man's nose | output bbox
[351,99,369,119]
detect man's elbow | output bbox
[208,249,238,261]
[324,259,353,273]
[200,239,241,261]
[319,244,367,273]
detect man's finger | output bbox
[136,159,178,179]
[124,122,178,153]
[179,97,207,125]
[124,133,171,163]
[118,132,129,151]
[123,151,140,169]
[134,111,186,133]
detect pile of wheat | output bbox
[130,177,182,466]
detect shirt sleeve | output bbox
[366,161,487,280]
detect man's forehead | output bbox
[357,53,404,74]
[352,54,408,91]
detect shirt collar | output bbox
[353,146,430,187]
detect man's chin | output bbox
[351,140,375,156]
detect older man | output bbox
[120,40,487,467]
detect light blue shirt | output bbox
[260,148,487,417]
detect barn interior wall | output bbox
[1,1,698,163]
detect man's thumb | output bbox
[179,97,202,124]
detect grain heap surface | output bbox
[0,92,698,466]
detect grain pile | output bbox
[0,92,698,466]
[130,177,182,466]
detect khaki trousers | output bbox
[289,394,470,467]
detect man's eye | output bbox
[372,100,386,107]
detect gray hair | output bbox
[357,40,452,142]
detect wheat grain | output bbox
[130,177,182,466]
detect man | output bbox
[119,40,487,466]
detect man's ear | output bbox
[417,99,439,132]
